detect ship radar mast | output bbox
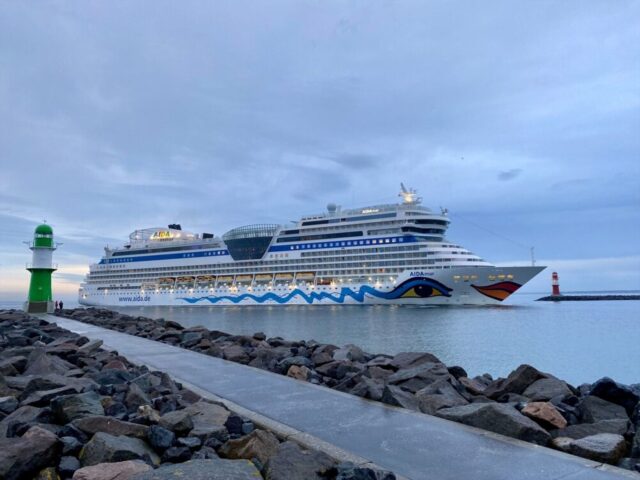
[399,183,422,205]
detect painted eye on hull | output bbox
[401,285,443,298]
[385,278,453,299]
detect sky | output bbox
[0,1,639,302]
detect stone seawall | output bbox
[537,295,640,301]
[0,309,396,480]
[54,307,640,474]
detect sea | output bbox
[3,291,639,386]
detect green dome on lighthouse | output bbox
[34,223,54,248]
[35,224,53,235]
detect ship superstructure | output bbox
[79,186,544,306]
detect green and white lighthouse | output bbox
[25,223,58,313]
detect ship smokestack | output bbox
[552,272,561,296]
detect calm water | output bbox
[4,293,639,386]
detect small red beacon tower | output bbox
[552,272,561,296]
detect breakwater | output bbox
[55,307,640,473]
[0,309,396,480]
[537,295,640,301]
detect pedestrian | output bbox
[55,300,59,310]
[59,300,64,310]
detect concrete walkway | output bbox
[43,314,634,480]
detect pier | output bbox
[42,314,634,480]
[537,295,640,301]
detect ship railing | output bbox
[26,262,59,269]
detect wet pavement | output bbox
[44,314,634,480]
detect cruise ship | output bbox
[79,185,544,306]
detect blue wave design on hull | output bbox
[178,277,452,305]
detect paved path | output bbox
[43,315,633,480]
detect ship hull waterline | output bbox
[79,266,545,307]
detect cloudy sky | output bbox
[1,1,638,302]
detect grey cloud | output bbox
[0,1,638,293]
[498,169,523,181]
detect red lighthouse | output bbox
[552,272,561,296]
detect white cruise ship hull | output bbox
[79,266,544,307]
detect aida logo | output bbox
[409,271,434,277]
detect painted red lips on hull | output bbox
[471,281,522,301]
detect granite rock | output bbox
[0,426,61,480]
[130,458,262,479]
[52,391,105,423]
[569,433,627,464]
[72,460,152,480]
[79,432,160,467]
[263,441,335,480]
[218,429,280,464]
[521,402,568,430]
[437,403,551,446]
[522,378,573,402]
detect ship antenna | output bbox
[398,183,422,204]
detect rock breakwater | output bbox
[0,309,396,480]
[55,307,640,474]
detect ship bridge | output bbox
[222,224,280,261]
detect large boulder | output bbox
[549,419,630,440]
[569,433,627,464]
[590,377,640,416]
[483,365,547,399]
[0,405,51,437]
[125,383,151,410]
[130,458,262,479]
[415,378,469,415]
[79,432,160,466]
[579,396,629,423]
[59,455,81,478]
[52,391,105,423]
[21,385,81,407]
[386,362,449,386]
[390,352,440,369]
[278,356,313,373]
[521,402,567,430]
[458,377,488,396]
[0,425,61,480]
[263,441,335,480]
[249,347,285,370]
[24,348,72,376]
[287,365,311,381]
[73,415,149,439]
[522,378,572,401]
[0,356,27,375]
[158,410,194,435]
[380,385,419,411]
[437,403,551,446]
[333,345,365,363]
[350,376,384,401]
[72,460,152,480]
[222,345,250,364]
[147,425,175,450]
[161,446,192,463]
[183,402,230,438]
[218,429,279,464]
[0,396,18,414]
